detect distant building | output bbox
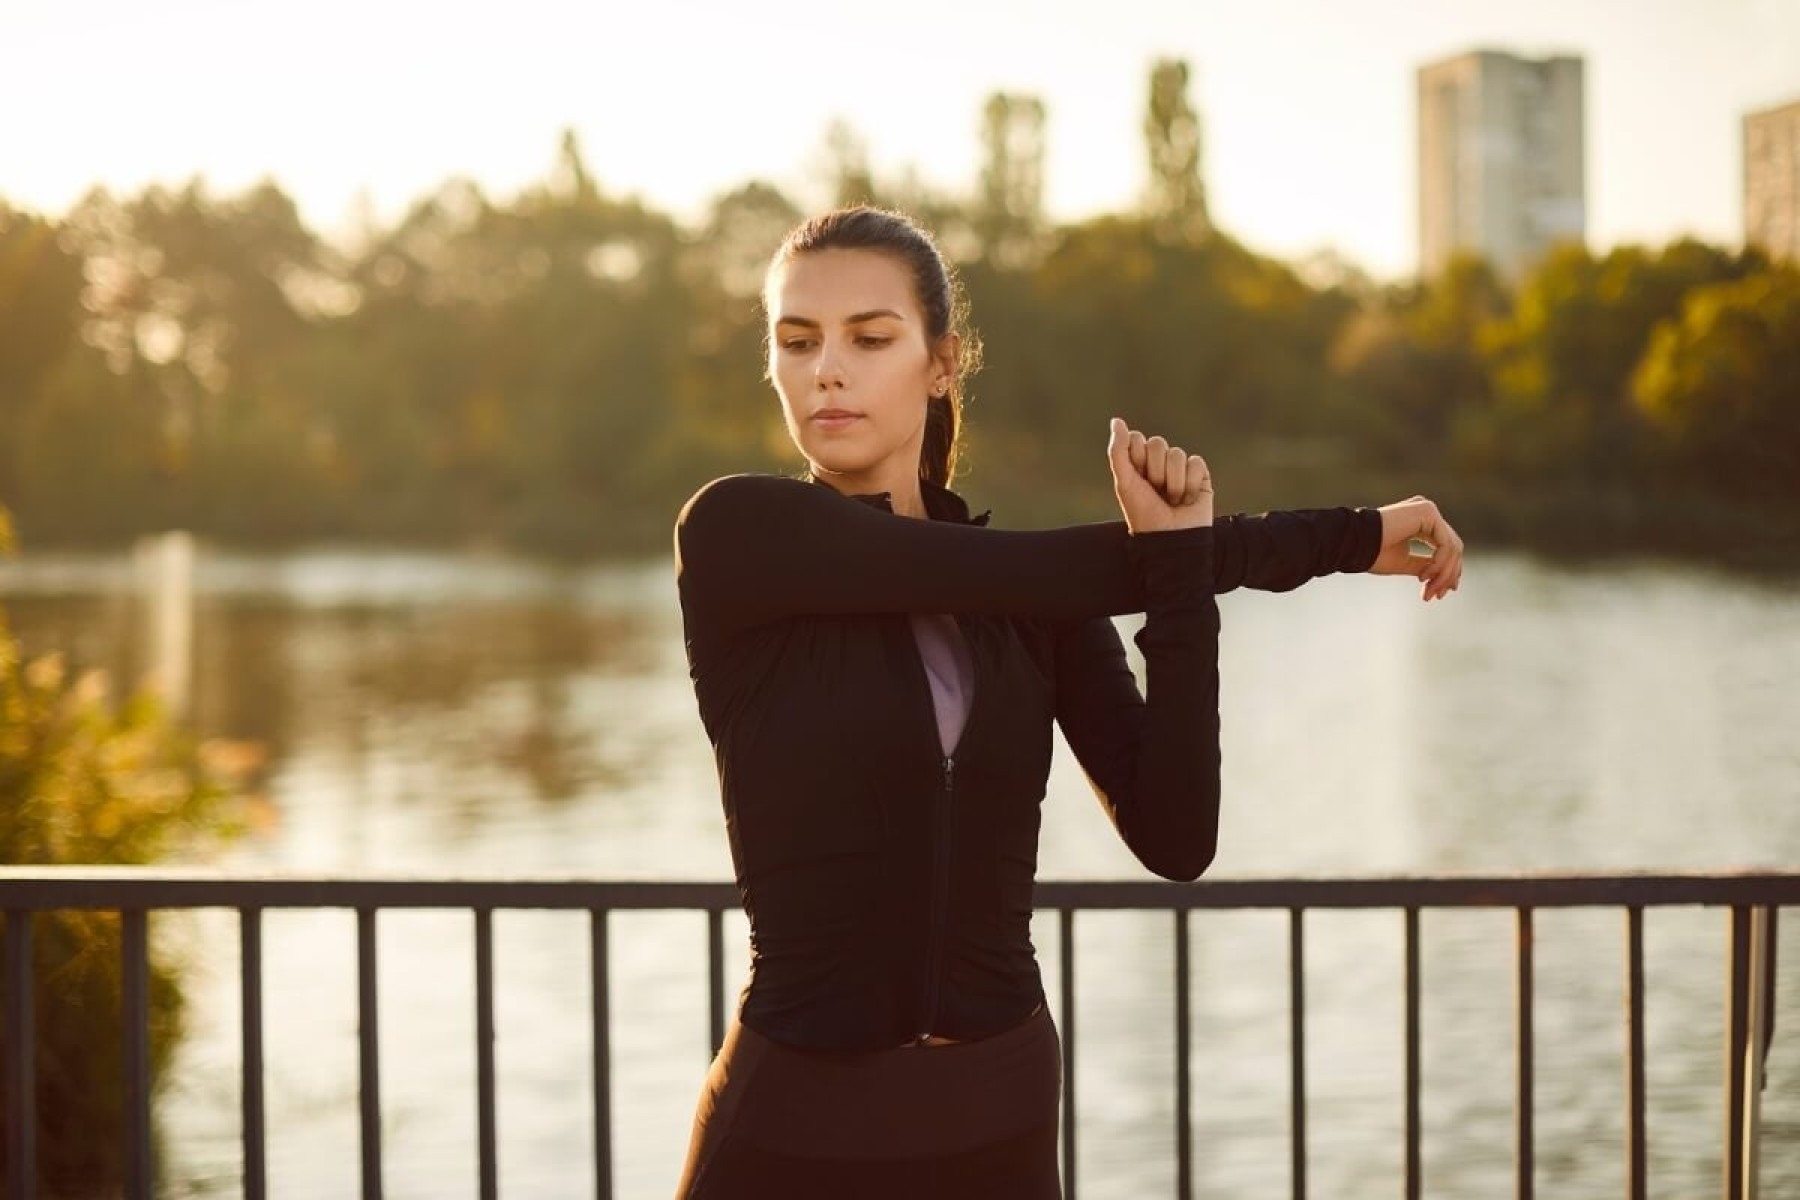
[1744,98,1800,262]
[1417,50,1586,280]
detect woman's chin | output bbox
[801,446,880,480]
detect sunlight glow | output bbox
[5,0,1797,277]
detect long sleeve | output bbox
[674,474,1380,652]
[1053,526,1221,882]
[1211,507,1383,594]
[676,475,1147,647]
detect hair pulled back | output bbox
[765,206,982,487]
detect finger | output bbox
[1162,445,1186,500]
[1420,505,1458,563]
[1181,454,1211,505]
[1420,554,1442,600]
[1106,417,1132,484]
[1427,552,1455,598]
[1144,435,1169,491]
[1433,524,1464,597]
[1127,430,1148,478]
[1425,550,1461,600]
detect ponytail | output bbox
[921,392,959,487]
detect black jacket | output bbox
[674,473,1381,1051]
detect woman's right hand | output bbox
[1107,418,1213,534]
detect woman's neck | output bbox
[811,466,928,519]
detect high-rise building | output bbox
[1744,98,1800,262]
[1417,50,1586,280]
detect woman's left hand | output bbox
[1369,496,1464,601]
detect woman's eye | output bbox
[779,338,814,351]
[856,336,892,348]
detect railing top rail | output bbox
[0,867,1796,911]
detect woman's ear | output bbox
[931,332,961,393]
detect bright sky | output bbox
[4,0,1797,278]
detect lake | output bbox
[3,543,1797,1198]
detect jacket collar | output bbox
[806,471,992,527]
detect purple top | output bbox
[909,613,974,755]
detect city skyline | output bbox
[4,0,1798,279]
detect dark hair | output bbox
[764,206,982,487]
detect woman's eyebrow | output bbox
[774,308,907,328]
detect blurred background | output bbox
[2,1,1798,1196]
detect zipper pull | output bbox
[942,755,955,790]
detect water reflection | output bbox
[195,599,657,800]
[3,547,1797,1198]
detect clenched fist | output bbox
[1107,418,1213,534]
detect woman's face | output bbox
[766,248,954,495]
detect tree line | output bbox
[1,63,1795,568]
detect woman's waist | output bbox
[740,958,1046,1052]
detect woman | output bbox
[672,207,1462,1198]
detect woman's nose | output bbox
[814,345,846,389]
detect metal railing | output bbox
[0,868,1791,1200]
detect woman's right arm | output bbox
[674,483,1388,646]
[674,473,1145,643]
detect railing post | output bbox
[357,907,384,1200]
[241,907,267,1200]
[707,908,725,1059]
[1515,906,1534,1200]
[1743,907,1771,1199]
[122,909,153,1200]
[475,907,498,1200]
[1173,908,1192,1200]
[1059,907,1077,1200]
[590,907,613,1200]
[3,910,34,1200]
[1289,907,1307,1200]
[1624,906,1646,1200]
[1403,906,1421,1200]
[1725,906,1750,1200]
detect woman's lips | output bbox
[811,409,862,430]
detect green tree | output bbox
[51,180,331,536]
[676,181,804,478]
[1331,254,1509,469]
[1632,267,1800,504]
[1480,240,1759,482]
[693,180,802,299]
[0,205,84,504]
[1143,59,1211,244]
[11,347,181,543]
[819,119,880,209]
[998,217,1348,516]
[975,92,1048,269]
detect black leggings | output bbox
[676,1006,1063,1199]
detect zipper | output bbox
[908,612,975,1045]
[917,752,956,1041]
